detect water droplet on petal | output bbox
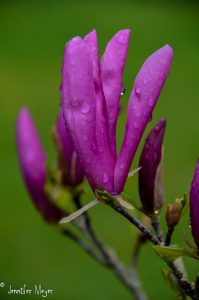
[135,88,141,96]
[148,97,154,107]
[102,172,109,183]
[81,103,90,114]
[120,163,125,170]
[189,219,192,228]
[120,87,125,96]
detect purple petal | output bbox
[190,159,199,248]
[84,30,114,171]
[100,29,131,158]
[61,36,115,192]
[139,119,166,214]
[57,108,84,185]
[114,45,173,194]
[16,108,63,222]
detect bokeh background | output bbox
[0,0,199,299]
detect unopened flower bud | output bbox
[16,108,64,223]
[190,159,199,248]
[138,119,166,216]
[165,197,185,229]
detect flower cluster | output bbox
[61,29,173,194]
[16,29,199,253]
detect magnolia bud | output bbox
[16,108,64,223]
[139,119,166,216]
[190,159,199,248]
[165,197,185,229]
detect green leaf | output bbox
[153,245,199,262]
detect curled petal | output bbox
[190,159,199,248]
[139,119,166,215]
[101,29,131,158]
[61,36,115,192]
[114,45,173,194]
[16,108,63,222]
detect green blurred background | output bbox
[0,0,199,299]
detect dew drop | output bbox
[120,163,125,170]
[81,103,90,114]
[102,172,109,183]
[189,219,192,228]
[135,87,141,96]
[120,87,125,96]
[148,97,154,107]
[154,210,159,215]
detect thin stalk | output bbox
[151,218,163,243]
[103,199,197,299]
[61,228,105,265]
[165,228,174,246]
[73,194,147,300]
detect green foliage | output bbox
[153,245,199,262]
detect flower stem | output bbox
[73,194,147,300]
[151,218,163,243]
[165,228,174,246]
[103,198,198,299]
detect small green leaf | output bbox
[153,245,199,262]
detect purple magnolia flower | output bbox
[56,108,84,185]
[61,29,173,195]
[139,119,166,215]
[190,159,199,248]
[16,108,63,223]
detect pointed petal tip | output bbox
[17,107,32,128]
[18,106,29,117]
[84,29,97,40]
[65,36,85,53]
[157,118,167,129]
[113,29,131,44]
[157,44,173,60]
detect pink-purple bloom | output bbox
[139,119,166,215]
[61,29,173,195]
[190,159,199,248]
[56,108,84,185]
[16,108,63,223]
